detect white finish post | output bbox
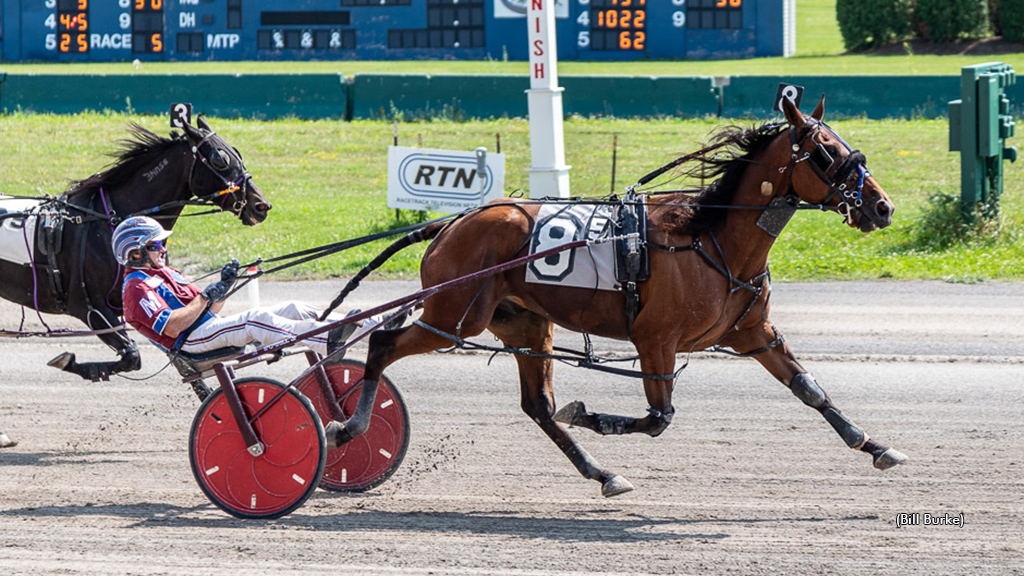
[526,0,570,199]
[246,265,260,309]
[783,0,797,57]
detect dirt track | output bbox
[1,280,1023,575]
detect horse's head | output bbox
[180,116,271,226]
[781,95,894,232]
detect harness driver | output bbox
[112,216,368,360]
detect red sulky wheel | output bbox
[189,377,325,519]
[296,360,410,492]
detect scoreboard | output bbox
[0,0,795,62]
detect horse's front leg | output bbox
[729,323,907,470]
[553,341,676,438]
[48,322,141,382]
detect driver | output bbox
[112,216,370,359]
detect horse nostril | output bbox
[876,199,892,218]
[255,201,271,213]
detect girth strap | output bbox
[37,208,69,313]
[613,193,649,334]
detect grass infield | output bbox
[1,113,1021,282]
[2,1,1021,282]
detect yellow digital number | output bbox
[618,31,631,49]
[633,31,645,50]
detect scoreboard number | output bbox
[170,103,193,129]
[11,0,791,62]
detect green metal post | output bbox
[949,62,1017,222]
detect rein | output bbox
[413,319,677,381]
[213,212,465,301]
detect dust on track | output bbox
[1,281,1023,575]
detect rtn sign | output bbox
[388,146,506,213]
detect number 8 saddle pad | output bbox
[525,203,625,292]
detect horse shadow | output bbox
[0,495,880,543]
[0,450,133,467]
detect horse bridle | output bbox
[188,130,252,215]
[785,119,871,222]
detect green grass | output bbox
[2,112,1021,282]
[2,1,1021,282]
[797,0,845,56]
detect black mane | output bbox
[66,124,182,197]
[662,122,787,235]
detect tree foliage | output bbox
[915,0,990,42]
[836,0,914,50]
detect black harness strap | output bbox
[612,193,649,334]
[648,232,785,358]
[412,320,677,381]
[712,326,786,358]
[39,210,69,313]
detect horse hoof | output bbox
[324,421,343,451]
[47,352,75,371]
[873,448,908,470]
[0,432,17,448]
[601,475,634,498]
[553,401,586,426]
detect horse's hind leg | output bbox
[324,322,454,448]
[489,305,634,497]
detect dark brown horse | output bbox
[327,96,906,497]
[0,117,270,381]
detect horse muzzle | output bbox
[845,196,893,232]
[240,182,271,226]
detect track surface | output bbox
[1,280,1023,575]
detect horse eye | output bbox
[209,149,229,171]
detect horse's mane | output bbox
[65,124,182,197]
[658,121,787,235]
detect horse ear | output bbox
[781,94,804,129]
[196,115,212,132]
[810,94,825,121]
[180,119,202,145]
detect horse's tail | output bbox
[319,221,446,321]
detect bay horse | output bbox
[328,95,906,497]
[0,116,270,382]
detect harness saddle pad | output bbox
[525,203,619,291]
[0,196,40,266]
